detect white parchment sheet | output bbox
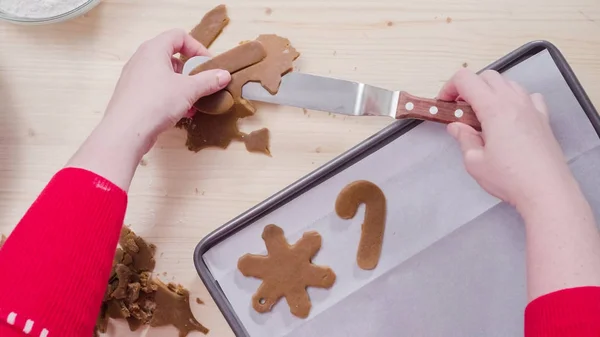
[203,50,600,337]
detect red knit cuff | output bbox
[0,167,127,337]
[525,286,600,337]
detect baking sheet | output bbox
[203,49,600,337]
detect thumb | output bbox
[184,69,231,101]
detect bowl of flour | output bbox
[0,0,100,24]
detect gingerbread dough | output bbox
[176,102,245,151]
[180,34,298,154]
[191,41,267,115]
[195,34,300,114]
[149,280,209,336]
[179,5,301,155]
[190,40,267,76]
[335,180,386,270]
[120,227,156,272]
[243,128,270,155]
[181,4,229,63]
[238,224,336,318]
[95,228,209,337]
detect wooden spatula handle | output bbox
[395,91,481,131]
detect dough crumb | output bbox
[386,21,393,26]
[196,298,204,305]
[0,234,6,248]
[265,7,272,15]
[462,62,468,68]
[446,17,452,23]
[140,158,148,166]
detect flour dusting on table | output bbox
[0,0,88,18]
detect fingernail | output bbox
[216,70,231,87]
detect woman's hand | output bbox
[439,69,573,210]
[67,29,230,190]
[103,28,231,154]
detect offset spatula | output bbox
[183,56,481,131]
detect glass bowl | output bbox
[0,0,101,25]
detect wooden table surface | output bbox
[1,0,599,335]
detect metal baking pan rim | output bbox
[193,39,600,336]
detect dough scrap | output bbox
[149,279,209,335]
[243,128,271,155]
[176,102,245,151]
[335,180,387,270]
[181,4,230,63]
[0,234,5,249]
[238,224,336,318]
[120,227,156,272]
[94,228,208,337]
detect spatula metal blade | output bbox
[183,56,399,118]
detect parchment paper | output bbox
[203,49,600,337]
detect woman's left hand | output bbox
[67,29,231,190]
[104,28,231,153]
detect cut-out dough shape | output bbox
[191,41,267,115]
[335,180,386,270]
[238,224,336,318]
[194,34,300,117]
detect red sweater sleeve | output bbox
[525,286,600,336]
[0,168,127,337]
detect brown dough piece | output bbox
[182,4,230,63]
[177,102,245,151]
[229,34,300,97]
[238,224,336,318]
[120,227,156,272]
[0,234,6,249]
[181,35,299,154]
[335,180,386,270]
[196,34,300,114]
[192,41,267,115]
[190,40,267,76]
[193,90,236,116]
[149,279,210,336]
[96,228,209,336]
[243,128,271,155]
[111,264,133,299]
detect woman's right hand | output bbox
[438,69,574,210]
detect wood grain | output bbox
[1,0,600,335]
[396,92,480,130]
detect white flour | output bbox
[0,0,88,18]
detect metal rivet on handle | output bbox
[429,106,438,115]
[405,102,414,111]
[455,109,464,118]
